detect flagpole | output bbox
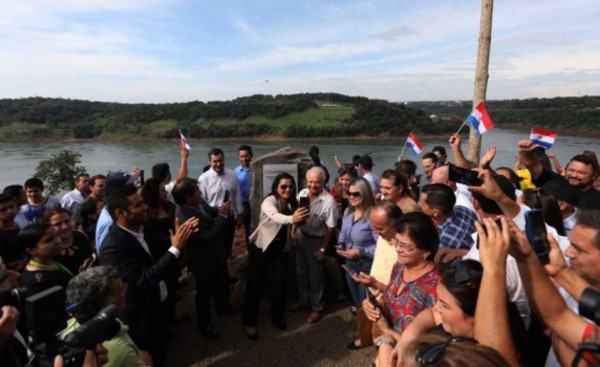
[398,129,415,159]
[455,119,469,135]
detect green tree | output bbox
[34,150,87,195]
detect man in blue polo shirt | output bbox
[235,145,253,246]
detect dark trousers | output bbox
[242,201,251,246]
[243,241,288,326]
[223,215,236,259]
[193,264,230,328]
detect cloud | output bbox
[370,25,417,41]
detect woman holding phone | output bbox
[336,177,377,349]
[243,172,309,340]
[362,212,440,362]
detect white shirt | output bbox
[198,168,244,215]
[455,183,477,216]
[297,188,339,237]
[60,189,85,215]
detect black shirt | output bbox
[577,188,600,210]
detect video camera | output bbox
[1,285,120,367]
[571,287,600,367]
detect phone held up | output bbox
[299,196,310,210]
[524,209,550,265]
[448,163,482,186]
[223,190,230,203]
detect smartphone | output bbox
[366,288,383,311]
[476,218,502,249]
[448,163,481,186]
[299,196,310,210]
[524,209,550,265]
[341,264,357,276]
[139,170,145,186]
[223,190,230,202]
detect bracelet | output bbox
[375,337,396,348]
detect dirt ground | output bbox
[165,232,375,367]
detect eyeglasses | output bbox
[391,238,417,252]
[279,185,294,190]
[416,337,478,365]
[346,191,361,198]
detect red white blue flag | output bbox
[179,129,191,151]
[466,102,495,137]
[406,133,425,156]
[530,128,557,149]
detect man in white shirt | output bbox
[198,148,244,260]
[295,167,338,323]
[60,173,90,216]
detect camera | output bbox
[2,285,120,367]
[0,287,28,316]
[579,287,600,326]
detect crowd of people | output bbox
[1,132,600,366]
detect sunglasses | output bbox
[417,337,478,365]
[346,191,361,198]
[279,185,294,190]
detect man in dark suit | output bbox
[172,178,231,337]
[99,184,197,367]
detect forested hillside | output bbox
[0,94,596,141]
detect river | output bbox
[1,128,598,191]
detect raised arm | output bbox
[474,217,519,366]
[175,146,189,180]
[518,140,543,180]
[507,219,589,350]
[448,133,475,169]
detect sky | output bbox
[0,0,598,103]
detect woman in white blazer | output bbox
[243,172,309,340]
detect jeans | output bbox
[296,231,325,311]
[344,259,372,307]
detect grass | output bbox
[200,106,355,133]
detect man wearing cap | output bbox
[60,173,90,216]
[359,155,380,195]
[95,169,142,250]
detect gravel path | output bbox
[166,269,375,367]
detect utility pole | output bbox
[468,0,494,165]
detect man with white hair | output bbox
[294,167,339,323]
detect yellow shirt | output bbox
[369,236,397,293]
[517,169,536,190]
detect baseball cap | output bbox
[104,171,140,196]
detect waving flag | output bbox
[406,133,425,156]
[179,129,191,151]
[530,128,557,149]
[466,102,495,137]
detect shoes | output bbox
[199,324,219,338]
[244,326,259,341]
[273,320,287,331]
[289,303,309,313]
[346,339,363,350]
[307,310,322,324]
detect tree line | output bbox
[0,93,596,140]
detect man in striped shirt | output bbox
[295,167,339,323]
